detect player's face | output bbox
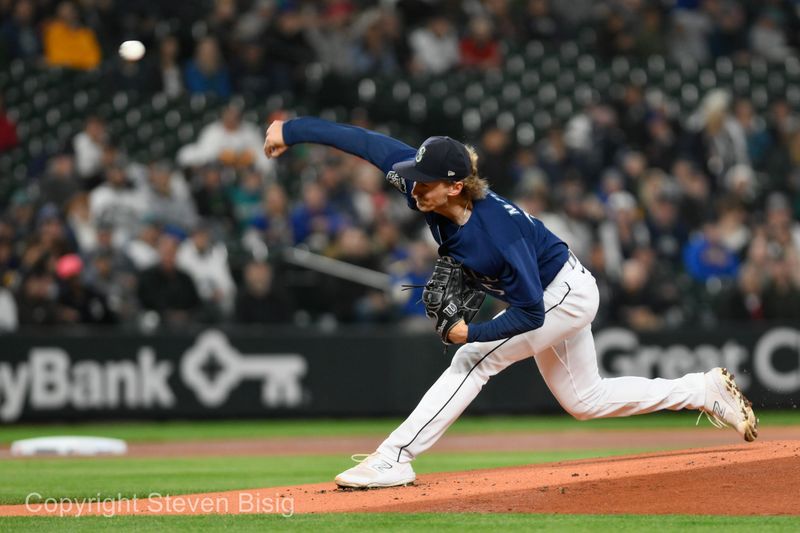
[411,180,455,212]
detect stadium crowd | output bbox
[1,0,800,333]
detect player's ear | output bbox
[448,181,464,197]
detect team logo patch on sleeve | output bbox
[386,170,407,193]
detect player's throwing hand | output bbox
[264,120,288,159]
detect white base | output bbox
[10,436,128,456]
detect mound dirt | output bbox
[2,440,798,516]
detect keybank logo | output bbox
[181,330,306,407]
[0,330,307,422]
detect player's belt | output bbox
[567,250,585,273]
[567,250,578,268]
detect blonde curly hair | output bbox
[459,145,490,200]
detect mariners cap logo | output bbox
[392,136,471,184]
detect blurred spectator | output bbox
[596,8,635,60]
[64,192,96,253]
[669,5,712,66]
[125,217,162,271]
[723,164,758,207]
[55,253,115,324]
[1,0,41,62]
[350,163,389,227]
[373,218,408,269]
[89,164,145,246]
[763,258,800,320]
[137,234,200,326]
[408,13,459,75]
[231,40,272,98]
[683,222,740,283]
[0,220,20,289]
[235,260,295,324]
[717,262,765,321]
[352,9,401,76]
[326,226,389,322]
[157,36,184,98]
[0,286,17,332]
[306,1,357,77]
[732,98,771,169]
[230,170,265,230]
[142,162,198,232]
[609,257,665,331]
[459,16,502,71]
[634,4,667,58]
[17,270,59,325]
[184,36,231,98]
[192,164,235,230]
[520,0,563,43]
[261,5,316,92]
[177,104,274,175]
[106,45,159,94]
[42,1,101,70]
[390,240,435,328]
[715,196,750,256]
[317,153,357,220]
[176,222,236,317]
[536,127,573,183]
[234,0,276,42]
[29,204,76,261]
[763,192,800,254]
[82,248,137,320]
[7,190,36,243]
[478,126,514,195]
[673,159,712,230]
[72,116,108,185]
[538,180,593,262]
[244,182,294,256]
[483,0,518,42]
[290,181,345,250]
[644,187,689,268]
[207,0,239,49]
[687,90,750,185]
[749,9,793,63]
[707,0,747,59]
[38,152,79,210]
[598,191,650,280]
[0,95,19,153]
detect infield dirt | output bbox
[2,439,798,516]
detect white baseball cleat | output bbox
[699,367,758,442]
[335,452,416,489]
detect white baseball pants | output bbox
[378,254,706,463]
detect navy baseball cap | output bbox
[392,136,471,183]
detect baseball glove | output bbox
[420,256,485,344]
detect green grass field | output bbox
[1,413,799,531]
[2,410,798,444]
[3,514,800,533]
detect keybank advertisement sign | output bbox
[0,330,307,422]
[1,326,798,422]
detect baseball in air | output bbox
[119,40,145,61]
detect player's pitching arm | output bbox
[264,117,417,175]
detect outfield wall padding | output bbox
[0,325,797,422]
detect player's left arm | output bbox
[460,239,545,343]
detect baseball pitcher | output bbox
[263,117,758,489]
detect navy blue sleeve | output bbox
[283,117,417,174]
[466,303,544,342]
[465,237,546,342]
